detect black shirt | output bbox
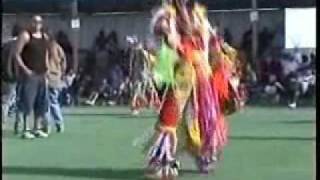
[21,32,48,74]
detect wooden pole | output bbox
[71,0,79,74]
[251,0,259,77]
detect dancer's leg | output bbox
[145,89,180,179]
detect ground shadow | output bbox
[180,169,200,175]
[246,97,315,108]
[117,115,156,119]
[230,135,315,141]
[64,113,130,117]
[64,113,155,119]
[278,120,315,124]
[3,166,200,179]
[3,166,144,179]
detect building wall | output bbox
[2,10,284,49]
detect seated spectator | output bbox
[257,53,284,103]
[84,50,109,106]
[280,50,313,109]
[105,64,125,105]
[296,54,315,98]
[280,52,299,77]
[263,74,285,104]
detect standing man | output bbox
[14,15,49,139]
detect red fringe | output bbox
[211,60,232,105]
[159,91,179,128]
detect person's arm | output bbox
[274,81,285,91]
[43,33,49,41]
[15,31,32,75]
[43,33,51,76]
[57,44,67,75]
[129,48,134,78]
[7,41,15,78]
[44,48,50,78]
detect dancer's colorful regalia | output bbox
[143,0,243,178]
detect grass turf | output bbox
[2,106,315,180]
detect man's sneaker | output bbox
[56,124,64,133]
[84,100,95,106]
[21,131,35,139]
[33,130,48,138]
[132,110,140,116]
[107,101,116,106]
[288,102,297,109]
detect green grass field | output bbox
[2,106,315,180]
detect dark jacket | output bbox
[2,38,19,82]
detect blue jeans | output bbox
[2,81,17,123]
[48,87,64,126]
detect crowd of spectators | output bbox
[226,26,315,108]
[240,28,315,107]
[4,25,315,111]
[57,27,315,108]
[257,49,315,107]
[58,30,141,107]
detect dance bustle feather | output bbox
[180,39,217,155]
[153,41,177,88]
